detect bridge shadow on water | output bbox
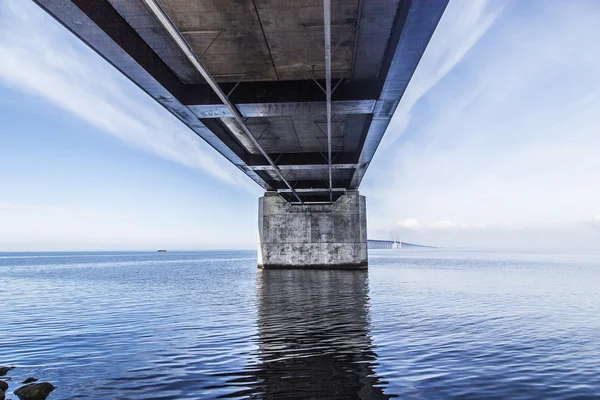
[223,269,392,399]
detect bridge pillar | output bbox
[258,190,368,269]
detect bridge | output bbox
[367,240,436,249]
[34,0,448,269]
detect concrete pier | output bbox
[258,191,367,269]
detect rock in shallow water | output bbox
[20,379,37,385]
[0,380,8,391]
[14,383,55,400]
[0,368,15,377]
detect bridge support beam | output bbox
[258,191,368,269]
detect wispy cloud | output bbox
[0,202,126,219]
[381,0,508,147]
[0,199,258,251]
[0,201,133,248]
[0,0,250,188]
[365,0,600,249]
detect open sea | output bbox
[1,249,600,399]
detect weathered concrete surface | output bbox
[258,191,367,269]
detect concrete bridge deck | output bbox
[34,0,447,204]
[34,0,448,268]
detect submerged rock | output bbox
[0,368,14,377]
[20,379,37,385]
[14,383,55,400]
[0,380,8,391]
[0,389,5,400]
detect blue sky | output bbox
[1,0,599,251]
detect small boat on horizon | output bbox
[157,249,167,252]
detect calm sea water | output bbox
[1,249,599,399]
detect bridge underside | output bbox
[35,0,447,268]
[35,0,447,204]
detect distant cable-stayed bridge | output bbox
[367,240,436,249]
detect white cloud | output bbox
[0,0,253,189]
[397,218,423,230]
[593,214,600,227]
[396,218,482,232]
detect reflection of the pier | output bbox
[227,269,391,399]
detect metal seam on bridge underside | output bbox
[249,163,360,171]
[187,100,377,119]
[324,0,333,203]
[140,0,304,204]
[277,188,347,193]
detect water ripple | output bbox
[1,250,600,399]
